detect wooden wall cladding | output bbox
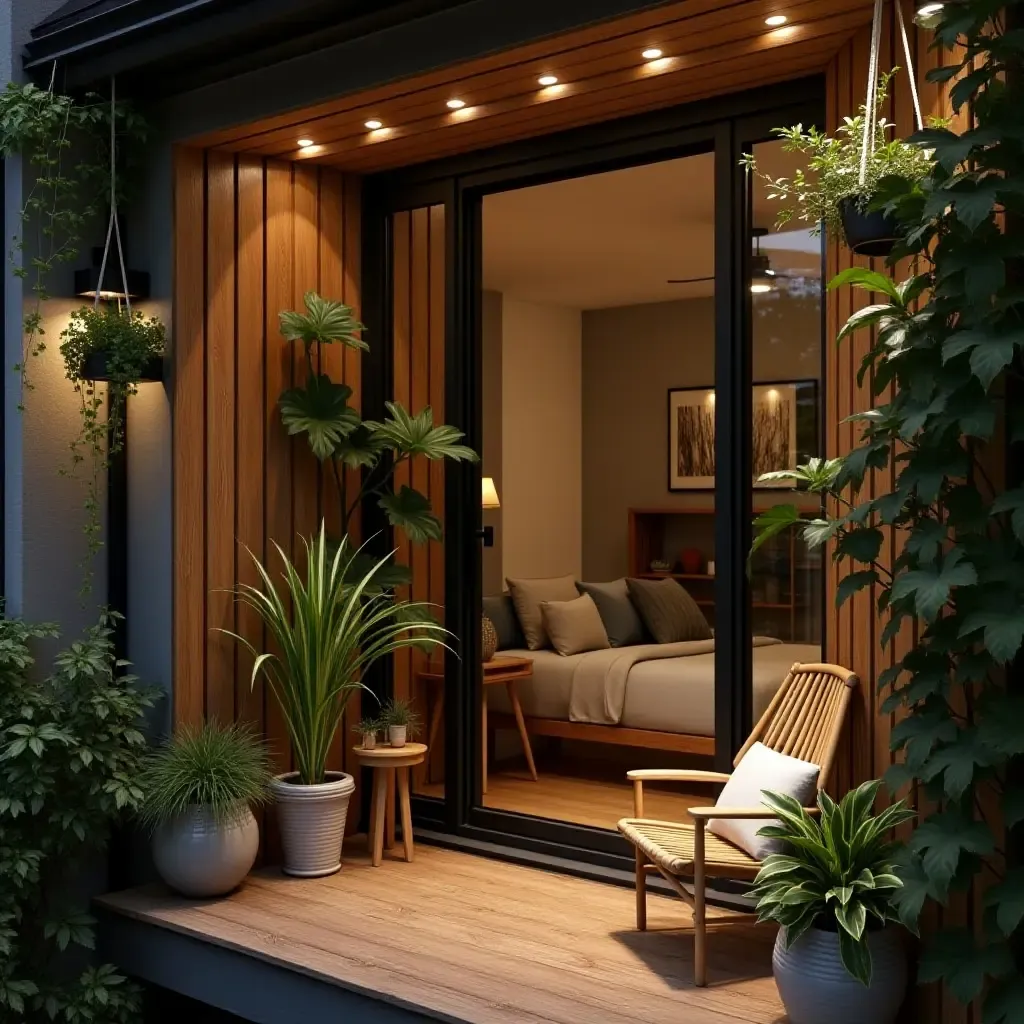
[390,204,447,783]
[172,148,363,796]
[824,21,970,1024]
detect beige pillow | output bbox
[626,577,713,643]
[541,594,611,657]
[506,575,579,650]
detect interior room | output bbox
[437,142,826,829]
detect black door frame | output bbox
[363,78,825,872]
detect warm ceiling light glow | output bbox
[750,282,773,294]
[917,2,943,14]
[297,138,314,148]
[364,119,383,130]
[538,75,559,86]
[641,47,663,59]
[765,14,788,25]
[447,98,466,109]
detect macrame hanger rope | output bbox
[860,0,924,186]
[93,76,132,314]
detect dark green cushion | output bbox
[626,577,713,644]
[575,579,647,647]
[483,594,526,651]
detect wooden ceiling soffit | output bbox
[193,0,873,172]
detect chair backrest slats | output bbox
[735,662,857,791]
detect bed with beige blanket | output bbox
[487,640,821,751]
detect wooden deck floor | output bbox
[98,843,784,1024]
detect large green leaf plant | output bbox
[751,4,1024,1017]
[278,291,477,587]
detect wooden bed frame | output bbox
[488,711,716,757]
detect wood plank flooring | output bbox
[98,844,783,1023]
[420,769,714,830]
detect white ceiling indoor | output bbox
[482,143,821,310]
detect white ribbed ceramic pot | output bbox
[152,806,259,898]
[388,725,407,747]
[270,771,355,878]
[773,925,907,1024]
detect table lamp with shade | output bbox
[480,476,500,547]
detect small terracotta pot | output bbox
[389,724,408,747]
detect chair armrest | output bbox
[626,769,732,784]
[688,805,820,819]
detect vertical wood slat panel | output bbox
[205,151,238,726]
[173,146,207,729]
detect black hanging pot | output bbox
[81,350,164,383]
[838,196,902,258]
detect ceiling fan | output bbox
[666,228,807,292]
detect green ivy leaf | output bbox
[919,931,1014,1006]
[279,374,359,461]
[890,550,977,621]
[750,505,801,566]
[984,973,1024,1024]
[909,811,995,890]
[379,486,443,544]
[984,868,1024,937]
[835,570,877,606]
[958,609,1024,664]
[835,527,883,564]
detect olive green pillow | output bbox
[626,577,713,644]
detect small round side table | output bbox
[352,742,427,867]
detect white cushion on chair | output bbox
[707,742,819,860]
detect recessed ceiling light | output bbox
[538,75,559,86]
[364,119,383,130]
[765,14,788,25]
[642,48,663,59]
[446,98,467,110]
[297,138,314,148]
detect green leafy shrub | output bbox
[748,780,913,984]
[0,610,156,1022]
[225,525,449,784]
[750,4,1024,1017]
[138,721,272,829]
[381,697,422,735]
[741,69,937,240]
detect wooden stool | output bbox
[352,743,427,867]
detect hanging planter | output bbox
[740,0,932,259]
[81,348,163,384]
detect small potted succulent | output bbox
[139,721,271,898]
[747,780,913,1024]
[354,714,382,750]
[740,70,937,257]
[382,698,421,748]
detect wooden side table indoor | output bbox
[352,742,427,867]
[418,656,538,794]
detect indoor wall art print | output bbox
[668,380,818,490]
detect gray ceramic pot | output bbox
[773,925,907,1024]
[270,771,355,877]
[388,725,407,747]
[152,806,259,898]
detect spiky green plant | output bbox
[381,697,421,734]
[223,523,450,784]
[138,721,272,829]
[747,780,914,985]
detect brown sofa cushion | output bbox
[506,575,579,650]
[626,577,713,644]
[541,593,611,657]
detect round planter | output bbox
[270,772,355,878]
[152,805,259,898]
[389,725,408,747]
[838,196,902,258]
[773,925,907,1024]
[361,731,378,750]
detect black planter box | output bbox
[81,351,164,383]
[838,196,902,258]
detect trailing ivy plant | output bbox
[59,306,166,593]
[751,3,1024,1018]
[0,610,156,1022]
[278,291,478,586]
[0,81,147,402]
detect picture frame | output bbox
[667,379,819,491]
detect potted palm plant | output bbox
[748,780,913,1024]
[225,523,449,877]
[381,698,421,748]
[139,721,271,897]
[740,70,936,257]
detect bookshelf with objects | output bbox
[627,506,822,643]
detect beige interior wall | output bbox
[481,289,504,595]
[501,297,582,582]
[581,294,821,581]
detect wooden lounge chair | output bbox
[617,661,858,986]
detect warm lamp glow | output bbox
[447,98,466,109]
[364,119,383,130]
[482,477,501,509]
[641,48,663,59]
[297,138,314,148]
[764,14,788,25]
[538,75,559,86]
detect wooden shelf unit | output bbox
[628,505,823,643]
